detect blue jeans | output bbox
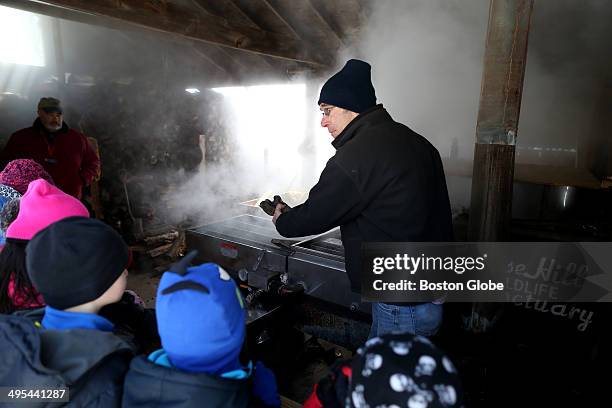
[369,302,443,338]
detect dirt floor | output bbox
[126,268,161,308]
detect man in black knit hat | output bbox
[271,59,453,338]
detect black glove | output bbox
[259,195,290,216]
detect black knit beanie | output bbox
[318,59,377,113]
[26,216,129,310]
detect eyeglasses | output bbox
[321,106,335,117]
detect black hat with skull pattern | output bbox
[348,333,464,408]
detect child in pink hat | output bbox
[0,179,89,313]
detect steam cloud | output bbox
[2,1,612,227]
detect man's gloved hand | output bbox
[259,195,290,216]
[259,199,276,216]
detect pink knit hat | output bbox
[0,159,54,195]
[6,179,89,240]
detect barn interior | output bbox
[1,0,612,406]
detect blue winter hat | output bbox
[318,59,377,113]
[156,251,246,374]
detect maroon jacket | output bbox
[1,119,100,199]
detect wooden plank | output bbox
[193,42,291,85]
[187,1,299,80]
[7,0,327,66]
[305,0,345,47]
[468,0,534,241]
[474,0,534,142]
[147,243,174,258]
[190,0,260,30]
[264,0,342,57]
[230,0,299,37]
[253,53,277,70]
[469,144,515,241]
[0,0,142,33]
[309,0,364,42]
[192,42,241,81]
[261,0,302,40]
[214,45,252,72]
[219,47,282,78]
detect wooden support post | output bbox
[468,0,534,241]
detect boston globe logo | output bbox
[361,242,609,303]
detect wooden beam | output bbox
[193,43,291,85]
[305,0,345,47]
[4,0,327,66]
[229,0,298,38]
[191,43,234,80]
[468,0,534,241]
[260,0,302,40]
[0,0,141,33]
[213,46,251,72]
[189,0,300,75]
[262,0,342,59]
[309,0,364,43]
[193,43,244,82]
[254,54,277,71]
[221,47,286,79]
[190,0,260,31]
[260,55,284,71]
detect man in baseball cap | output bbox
[37,97,63,114]
[0,96,100,199]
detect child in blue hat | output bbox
[123,251,280,407]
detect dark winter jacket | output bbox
[0,119,100,199]
[14,292,161,356]
[122,355,252,408]
[275,105,453,293]
[0,314,133,407]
